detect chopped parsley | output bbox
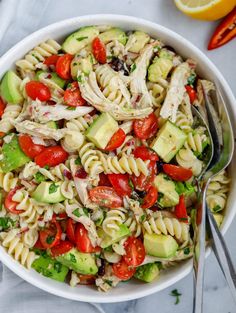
[170,289,182,305]
[130,63,136,72]
[34,172,46,183]
[66,106,76,110]
[213,205,221,212]
[140,214,146,223]
[44,165,50,170]
[184,247,190,255]
[104,245,113,253]
[49,182,59,194]
[39,267,53,277]
[73,62,78,66]
[187,73,196,86]
[73,207,89,218]
[54,262,62,273]
[75,156,82,165]
[104,279,113,287]
[76,36,88,41]
[46,235,55,244]
[69,253,77,263]
[77,75,83,83]
[0,217,15,231]
[153,45,161,53]
[128,179,134,191]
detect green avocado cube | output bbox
[151,121,187,163]
[0,70,23,104]
[100,224,130,248]
[85,112,119,149]
[134,263,159,282]
[99,28,127,45]
[56,248,98,275]
[128,31,150,53]
[154,174,179,207]
[36,71,66,89]
[144,233,178,258]
[32,254,69,282]
[32,181,65,204]
[0,135,30,173]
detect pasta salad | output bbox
[0,25,230,291]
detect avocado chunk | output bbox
[151,121,187,162]
[62,26,99,54]
[85,112,119,149]
[100,224,130,248]
[154,174,179,207]
[32,253,69,282]
[36,71,66,89]
[0,135,30,173]
[148,57,173,82]
[56,248,98,275]
[144,233,178,258]
[134,263,159,282]
[32,181,65,204]
[46,121,58,129]
[71,55,94,79]
[0,70,23,104]
[128,31,150,53]
[213,213,223,227]
[99,28,127,45]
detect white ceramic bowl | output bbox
[0,14,235,303]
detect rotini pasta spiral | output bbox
[175,111,193,133]
[116,135,135,156]
[102,208,127,237]
[176,148,202,176]
[184,130,208,155]
[22,228,38,248]
[0,104,22,133]
[143,212,190,243]
[207,170,230,212]
[0,172,18,192]
[16,39,61,73]
[147,81,167,107]
[60,180,75,199]
[78,142,103,177]
[0,229,37,269]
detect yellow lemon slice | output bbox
[174,0,236,21]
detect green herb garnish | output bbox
[104,245,113,253]
[69,253,76,263]
[170,289,182,305]
[140,214,146,223]
[49,182,59,194]
[104,279,113,287]
[46,235,55,244]
[77,75,82,83]
[54,262,62,273]
[34,172,46,183]
[187,73,196,86]
[75,156,82,165]
[184,247,190,255]
[128,179,134,191]
[130,63,136,72]
[66,106,76,110]
[213,205,222,212]
[76,36,88,41]
[0,217,14,230]
[73,207,89,218]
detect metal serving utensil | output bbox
[192,82,235,313]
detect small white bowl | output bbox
[0,14,235,303]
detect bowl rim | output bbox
[0,14,235,303]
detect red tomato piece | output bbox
[134,113,158,140]
[112,259,136,280]
[34,238,47,250]
[208,7,236,50]
[19,134,46,159]
[39,220,62,249]
[56,54,73,80]
[185,85,197,104]
[141,186,158,209]
[98,173,112,187]
[51,240,74,257]
[105,129,126,151]
[4,187,24,215]
[66,218,76,243]
[43,55,60,67]
[0,97,6,118]
[108,174,132,197]
[78,274,96,285]
[131,161,157,191]
[64,82,86,107]
[174,195,188,223]
[133,146,159,162]
[35,146,68,167]
[123,237,145,267]
[89,186,123,208]
[75,223,100,253]
[163,164,193,182]
[92,37,107,64]
[25,81,51,101]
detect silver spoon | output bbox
[192,81,235,313]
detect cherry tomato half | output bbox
[25,81,51,101]
[51,240,74,257]
[105,129,126,151]
[64,82,86,107]
[78,274,96,285]
[123,237,145,267]
[44,55,60,67]
[131,161,157,191]
[174,195,188,223]
[141,186,158,209]
[66,218,76,243]
[163,164,193,182]
[34,238,46,250]
[108,174,132,197]
[56,54,73,80]
[185,85,197,104]
[19,134,46,159]
[35,146,68,167]
[134,113,158,139]
[133,146,159,162]
[112,259,136,280]
[39,220,62,249]
[5,187,24,215]
[75,223,100,253]
[92,37,107,64]
[0,97,6,118]
[89,186,123,208]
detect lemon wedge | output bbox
[174,0,236,21]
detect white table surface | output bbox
[1,0,236,312]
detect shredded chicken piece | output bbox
[95,265,121,292]
[160,62,191,122]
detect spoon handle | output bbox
[193,185,208,313]
[206,205,236,304]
